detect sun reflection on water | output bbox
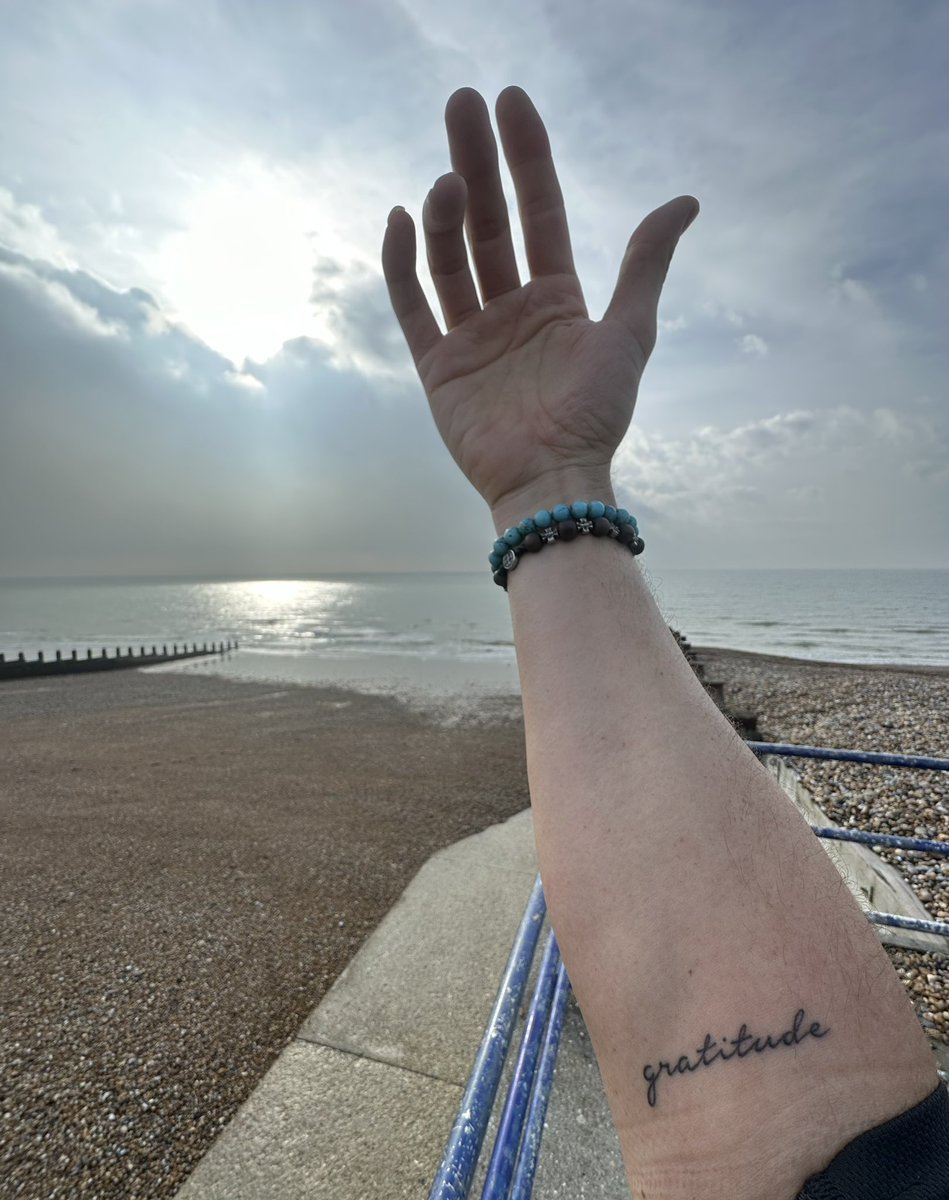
[208,579,358,643]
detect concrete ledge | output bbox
[176,808,543,1199]
[300,808,538,1085]
[174,1041,461,1200]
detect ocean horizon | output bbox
[2,569,947,698]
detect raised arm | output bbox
[382,86,939,1199]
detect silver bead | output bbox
[576,517,594,534]
[607,522,621,538]
[539,526,558,543]
[502,549,519,570]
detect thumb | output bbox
[602,195,699,362]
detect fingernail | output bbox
[388,205,405,223]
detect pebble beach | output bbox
[697,647,949,1060]
[1,647,948,1198]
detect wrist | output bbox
[490,467,616,537]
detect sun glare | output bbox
[237,579,347,610]
[153,159,324,366]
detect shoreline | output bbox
[694,643,949,678]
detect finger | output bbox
[382,206,443,373]
[602,196,699,362]
[422,171,483,329]
[494,85,579,280]
[444,87,521,303]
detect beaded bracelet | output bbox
[490,501,644,590]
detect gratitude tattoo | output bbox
[642,1008,830,1108]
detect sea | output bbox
[1,570,947,704]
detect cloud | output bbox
[613,399,949,566]
[738,334,768,358]
[0,188,75,268]
[0,244,485,577]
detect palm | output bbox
[382,86,697,513]
[420,277,644,507]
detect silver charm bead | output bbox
[502,548,519,570]
[576,517,594,534]
[607,521,621,538]
[539,526,558,543]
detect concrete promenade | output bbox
[174,807,631,1199]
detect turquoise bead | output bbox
[570,501,589,519]
[551,503,571,522]
[589,501,606,519]
[503,527,523,546]
[493,539,508,556]
[616,508,631,525]
[489,551,503,569]
[604,505,617,521]
[518,517,536,535]
[534,509,552,529]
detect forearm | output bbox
[494,486,938,1199]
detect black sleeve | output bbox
[796,1081,949,1199]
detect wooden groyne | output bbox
[0,640,238,681]
[670,628,759,738]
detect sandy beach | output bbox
[0,670,528,1198]
[2,648,948,1198]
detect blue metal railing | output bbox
[748,741,949,772]
[431,740,949,1199]
[428,875,547,1200]
[750,741,949,940]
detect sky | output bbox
[1,0,946,577]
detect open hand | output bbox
[382,86,698,527]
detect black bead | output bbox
[631,536,645,555]
[521,531,543,552]
[617,523,637,546]
[557,519,579,541]
[592,517,613,537]
[493,569,508,589]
